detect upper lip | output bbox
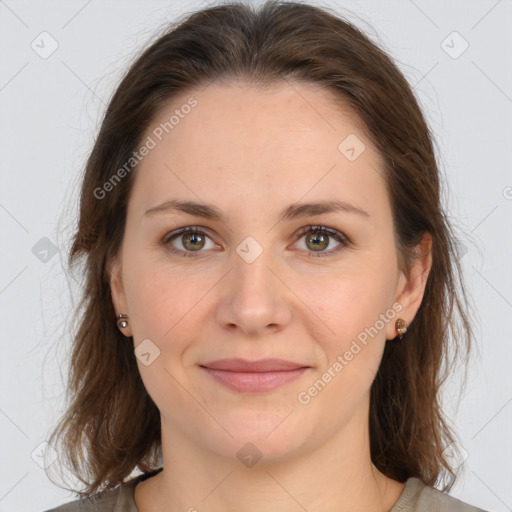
[200,358,309,372]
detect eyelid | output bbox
[162,226,220,254]
[161,225,215,244]
[162,224,351,258]
[294,225,350,243]
[292,225,351,258]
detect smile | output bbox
[199,367,310,393]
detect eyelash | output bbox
[162,225,351,259]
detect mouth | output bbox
[199,358,311,393]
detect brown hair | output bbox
[47,0,473,498]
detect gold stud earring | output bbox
[395,318,408,339]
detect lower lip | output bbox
[200,367,310,393]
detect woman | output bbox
[44,1,489,511]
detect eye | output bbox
[162,225,351,258]
[293,225,351,258]
[163,227,218,257]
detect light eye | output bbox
[293,225,350,258]
[162,225,350,258]
[163,227,217,257]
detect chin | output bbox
[203,409,311,463]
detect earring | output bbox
[117,314,129,330]
[395,318,408,339]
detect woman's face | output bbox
[110,80,428,462]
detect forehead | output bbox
[130,80,386,217]
[152,79,371,152]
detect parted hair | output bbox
[47,0,473,498]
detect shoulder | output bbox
[43,467,163,512]
[392,477,491,512]
[43,484,136,512]
[42,486,124,511]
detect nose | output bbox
[215,247,292,337]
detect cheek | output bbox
[127,266,197,340]
[299,275,393,413]
[121,242,178,339]
[123,259,203,412]
[299,260,397,396]
[306,267,396,340]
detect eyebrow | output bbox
[144,198,369,223]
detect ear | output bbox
[386,232,433,340]
[108,255,133,337]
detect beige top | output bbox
[45,469,490,511]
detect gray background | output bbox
[0,0,511,510]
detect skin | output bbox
[109,79,432,512]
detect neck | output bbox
[135,394,405,512]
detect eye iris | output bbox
[306,232,328,251]
[182,232,205,251]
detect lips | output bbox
[199,358,311,393]
[200,358,308,372]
